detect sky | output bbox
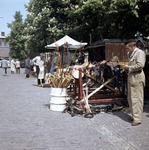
[0,0,30,36]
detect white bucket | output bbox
[50,87,55,97]
[50,88,67,111]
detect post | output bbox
[61,47,63,68]
[66,42,69,65]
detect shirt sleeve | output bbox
[129,50,146,73]
[32,57,37,62]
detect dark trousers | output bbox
[3,68,7,75]
[114,67,120,89]
[36,66,39,77]
[36,66,45,85]
[5,68,7,74]
[11,71,15,74]
[38,79,45,85]
[26,74,29,78]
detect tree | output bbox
[24,0,81,54]
[24,0,149,54]
[6,11,26,60]
[70,0,149,40]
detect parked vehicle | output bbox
[20,61,25,68]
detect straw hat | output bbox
[40,53,45,57]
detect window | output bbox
[0,39,2,46]
[4,39,8,46]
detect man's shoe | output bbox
[26,78,30,79]
[42,84,44,87]
[39,85,42,87]
[128,116,133,122]
[131,122,141,126]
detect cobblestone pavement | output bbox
[0,68,149,150]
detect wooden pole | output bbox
[66,43,69,65]
[64,40,82,76]
[83,91,91,113]
[54,38,62,75]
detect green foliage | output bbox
[24,0,90,54]
[23,0,149,53]
[68,0,149,40]
[6,11,26,61]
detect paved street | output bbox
[0,68,149,150]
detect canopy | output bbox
[45,35,87,50]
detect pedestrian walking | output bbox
[1,57,8,76]
[32,53,45,86]
[121,39,146,126]
[15,59,20,74]
[11,58,16,74]
[25,57,31,79]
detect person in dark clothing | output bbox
[25,57,31,79]
[1,57,8,76]
[77,51,84,65]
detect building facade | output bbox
[0,32,10,60]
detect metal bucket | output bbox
[50,88,67,111]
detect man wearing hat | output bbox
[1,57,8,76]
[121,39,146,126]
[32,53,45,87]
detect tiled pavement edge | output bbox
[0,68,149,150]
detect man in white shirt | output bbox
[11,58,16,74]
[32,53,45,86]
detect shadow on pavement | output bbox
[32,84,39,87]
[43,84,51,88]
[112,111,131,123]
[112,99,149,123]
[32,84,51,88]
[43,104,50,109]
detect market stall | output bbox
[45,35,87,65]
[45,37,128,117]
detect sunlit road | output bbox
[0,68,149,150]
